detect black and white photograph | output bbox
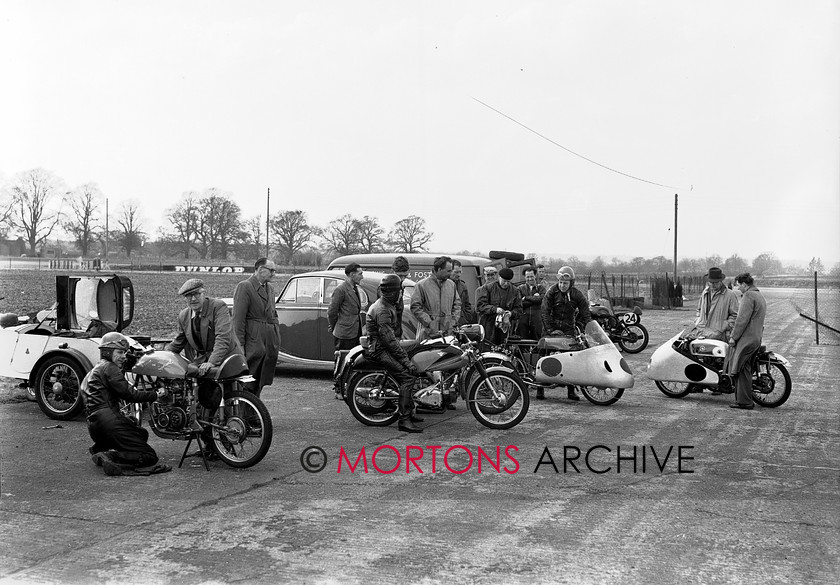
[1,1,838,583]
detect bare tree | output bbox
[271,209,315,264]
[7,168,67,255]
[163,192,201,259]
[387,215,433,253]
[321,214,361,256]
[114,201,146,259]
[63,183,103,256]
[357,216,385,253]
[194,189,244,259]
[752,252,783,276]
[240,215,265,260]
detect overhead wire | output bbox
[472,97,681,190]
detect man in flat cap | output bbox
[167,278,243,373]
[476,266,522,345]
[231,258,281,397]
[693,267,739,342]
[166,278,244,450]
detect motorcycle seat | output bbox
[351,356,385,372]
[589,306,611,317]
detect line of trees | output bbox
[2,167,838,277]
[0,168,435,263]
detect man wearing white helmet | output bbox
[540,265,592,401]
[81,332,171,476]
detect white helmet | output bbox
[557,266,575,280]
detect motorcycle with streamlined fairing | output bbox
[589,298,649,353]
[121,346,273,469]
[334,324,529,430]
[647,330,792,407]
[460,320,635,406]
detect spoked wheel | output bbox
[34,356,86,420]
[617,324,649,353]
[751,362,792,408]
[655,380,693,399]
[468,369,529,430]
[210,390,273,468]
[579,386,624,406]
[346,371,400,426]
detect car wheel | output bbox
[34,356,86,420]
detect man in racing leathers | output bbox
[366,274,423,433]
[540,265,592,401]
[81,332,171,476]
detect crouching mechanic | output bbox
[82,332,171,476]
[366,274,424,433]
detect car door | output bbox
[319,276,370,360]
[276,276,322,361]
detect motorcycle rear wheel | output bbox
[210,390,273,468]
[579,386,624,406]
[347,371,400,426]
[751,362,792,408]
[617,324,649,354]
[655,380,692,398]
[468,370,529,430]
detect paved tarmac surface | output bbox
[1,288,838,584]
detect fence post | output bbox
[814,271,820,345]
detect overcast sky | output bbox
[1,1,838,266]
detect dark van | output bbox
[327,251,535,304]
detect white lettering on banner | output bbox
[174,266,245,273]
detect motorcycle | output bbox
[334,324,529,430]
[647,330,792,407]
[121,345,273,469]
[589,297,649,353]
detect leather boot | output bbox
[410,414,425,422]
[398,419,423,433]
[567,386,580,401]
[536,388,545,400]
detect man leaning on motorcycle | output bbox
[365,274,424,433]
[540,265,592,401]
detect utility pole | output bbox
[104,198,109,262]
[265,188,270,258]
[673,193,678,283]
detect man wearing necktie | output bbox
[232,258,281,397]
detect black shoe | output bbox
[688,384,703,393]
[710,391,722,396]
[416,406,446,414]
[729,403,754,410]
[398,422,423,433]
[446,403,456,410]
[536,388,545,400]
[410,414,425,423]
[567,387,580,401]
[91,451,115,467]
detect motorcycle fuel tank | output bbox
[412,346,468,374]
[132,350,191,378]
[534,343,634,388]
[647,333,719,384]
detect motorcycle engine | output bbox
[413,377,442,408]
[149,379,193,432]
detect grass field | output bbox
[0,270,291,340]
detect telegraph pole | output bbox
[265,187,270,258]
[104,198,109,262]
[673,193,678,281]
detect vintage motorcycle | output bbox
[647,330,792,407]
[470,320,635,406]
[121,345,273,469]
[589,297,649,353]
[334,324,529,430]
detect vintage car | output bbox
[0,274,140,420]
[223,270,416,370]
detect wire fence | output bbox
[789,273,840,345]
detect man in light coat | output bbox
[726,273,767,410]
[231,258,281,397]
[328,262,365,351]
[410,255,461,340]
[693,267,739,341]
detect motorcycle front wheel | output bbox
[751,361,792,408]
[617,324,649,354]
[655,380,692,398]
[210,390,273,468]
[579,386,624,406]
[468,370,529,430]
[347,371,400,426]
